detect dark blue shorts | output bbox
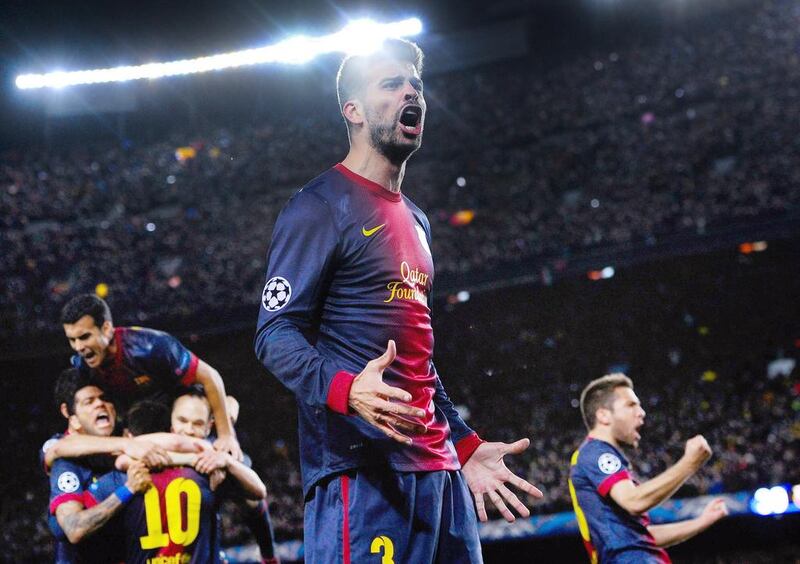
[304,468,482,563]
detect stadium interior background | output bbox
[1,0,799,561]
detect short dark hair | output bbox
[60,294,112,327]
[126,400,171,436]
[54,368,97,415]
[579,373,634,431]
[336,38,424,118]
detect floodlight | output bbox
[15,17,423,90]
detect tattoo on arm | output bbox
[58,496,124,543]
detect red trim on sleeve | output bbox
[326,371,356,415]
[181,353,200,386]
[83,491,99,509]
[455,432,485,467]
[50,493,83,515]
[598,469,632,497]
[341,475,351,564]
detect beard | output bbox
[367,114,422,166]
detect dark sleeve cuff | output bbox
[326,371,356,415]
[598,469,632,497]
[455,432,485,467]
[181,354,200,386]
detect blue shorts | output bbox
[304,468,482,563]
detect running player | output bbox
[60,293,242,460]
[255,38,542,563]
[569,374,728,563]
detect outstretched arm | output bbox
[610,435,712,515]
[648,498,728,547]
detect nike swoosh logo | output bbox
[361,223,386,237]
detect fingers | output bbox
[144,447,171,468]
[371,414,414,445]
[498,484,530,519]
[509,473,544,499]
[378,382,414,404]
[371,340,397,371]
[502,438,531,455]
[473,492,488,522]
[488,490,515,522]
[376,395,426,419]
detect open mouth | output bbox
[95,411,111,426]
[399,105,423,136]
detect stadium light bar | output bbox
[15,17,423,90]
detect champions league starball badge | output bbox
[57,471,80,493]
[598,453,622,475]
[262,276,292,312]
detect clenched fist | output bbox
[683,435,712,467]
[125,461,153,494]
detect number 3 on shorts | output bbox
[370,535,395,564]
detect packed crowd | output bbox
[3,0,800,340]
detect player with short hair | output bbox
[46,368,154,563]
[168,387,280,564]
[255,38,542,563]
[60,293,242,460]
[86,392,267,564]
[569,374,728,563]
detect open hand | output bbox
[348,340,427,445]
[461,438,544,522]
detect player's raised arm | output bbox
[193,359,242,460]
[609,435,712,515]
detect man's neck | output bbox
[340,146,406,193]
[588,428,619,449]
[105,330,118,363]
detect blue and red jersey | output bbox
[568,437,670,563]
[255,164,480,496]
[72,326,199,406]
[86,467,219,564]
[48,452,123,563]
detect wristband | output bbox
[115,485,134,504]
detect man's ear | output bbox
[342,100,364,126]
[68,413,83,433]
[60,403,70,420]
[595,407,612,426]
[101,320,114,339]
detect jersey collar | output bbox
[333,163,403,203]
